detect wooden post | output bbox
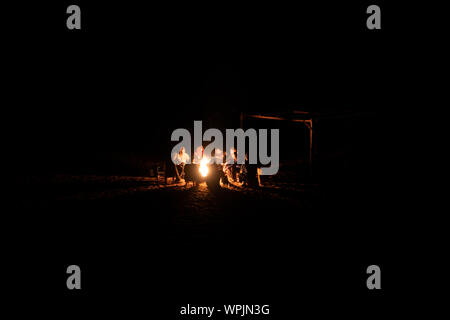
[313,119,318,157]
[306,120,313,176]
[309,120,313,167]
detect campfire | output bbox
[173,146,260,190]
[199,157,209,177]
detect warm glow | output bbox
[199,157,209,177]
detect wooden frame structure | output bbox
[240,111,315,174]
[240,110,375,175]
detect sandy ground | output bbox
[8,171,387,314]
[12,173,321,243]
[14,173,318,207]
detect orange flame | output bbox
[199,157,209,177]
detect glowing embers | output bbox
[199,157,209,177]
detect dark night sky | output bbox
[5,1,410,172]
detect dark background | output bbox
[4,1,433,318]
[7,1,396,173]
